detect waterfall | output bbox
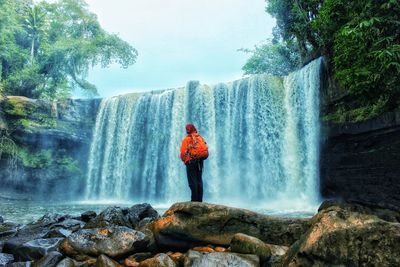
[85,58,322,208]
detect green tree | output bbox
[241,39,300,76]
[0,0,138,100]
[246,0,400,121]
[23,4,47,65]
[331,0,400,108]
[266,0,322,60]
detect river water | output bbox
[0,198,317,224]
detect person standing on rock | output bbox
[180,124,209,202]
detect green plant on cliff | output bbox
[9,146,81,174]
[331,1,400,109]
[322,96,389,123]
[246,0,400,122]
[0,134,17,160]
[0,0,137,100]
[18,148,53,168]
[56,156,82,174]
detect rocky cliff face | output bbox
[0,96,100,200]
[319,59,400,209]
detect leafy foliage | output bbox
[331,1,400,108]
[0,0,137,100]
[241,39,301,76]
[246,0,400,121]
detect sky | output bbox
[83,0,275,97]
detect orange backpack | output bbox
[181,133,209,163]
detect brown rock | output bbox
[283,204,400,266]
[124,258,139,267]
[55,257,76,267]
[214,247,226,252]
[149,202,310,250]
[96,254,122,267]
[167,252,184,265]
[125,252,152,263]
[183,250,259,267]
[84,207,130,229]
[32,251,63,267]
[60,226,148,259]
[138,253,176,267]
[191,247,214,253]
[230,233,271,261]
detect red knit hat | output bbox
[185,123,197,134]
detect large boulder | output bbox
[149,202,310,250]
[230,233,271,261]
[283,202,400,266]
[32,251,63,267]
[96,254,122,267]
[124,204,160,229]
[11,238,63,261]
[183,250,259,267]
[0,222,20,238]
[60,226,148,259]
[6,261,33,267]
[0,252,14,265]
[83,207,131,229]
[80,211,97,223]
[1,213,84,257]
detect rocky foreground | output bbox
[0,201,399,267]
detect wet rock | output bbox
[55,257,76,267]
[12,238,63,261]
[138,228,157,252]
[320,110,400,209]
[138,253,176,267]
[95,254,121,267]
[6,261,33,267]
[266,244,288,266]
[0,223,20,238]
[230,233,271,261]
[32,251,63,267]
[43,228,72,239]
[149,202,310,250]
[124,204,160,229]
[0,216,3,224]
[125,252,152,263]
[283,203,400,266]
[124,258,139,267]
[71,256,97,266]
[80,211,96,223]
[60,226,148,259]
[1,214,81,256]
[0,253,14,265]
[84,207,130,229]
[34,214,66,227]
[184,250,259,267]
[166,252,184,265]
[51,219,84,233]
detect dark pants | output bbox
[186,160,203,202]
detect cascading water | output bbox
[85,58,322,210]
